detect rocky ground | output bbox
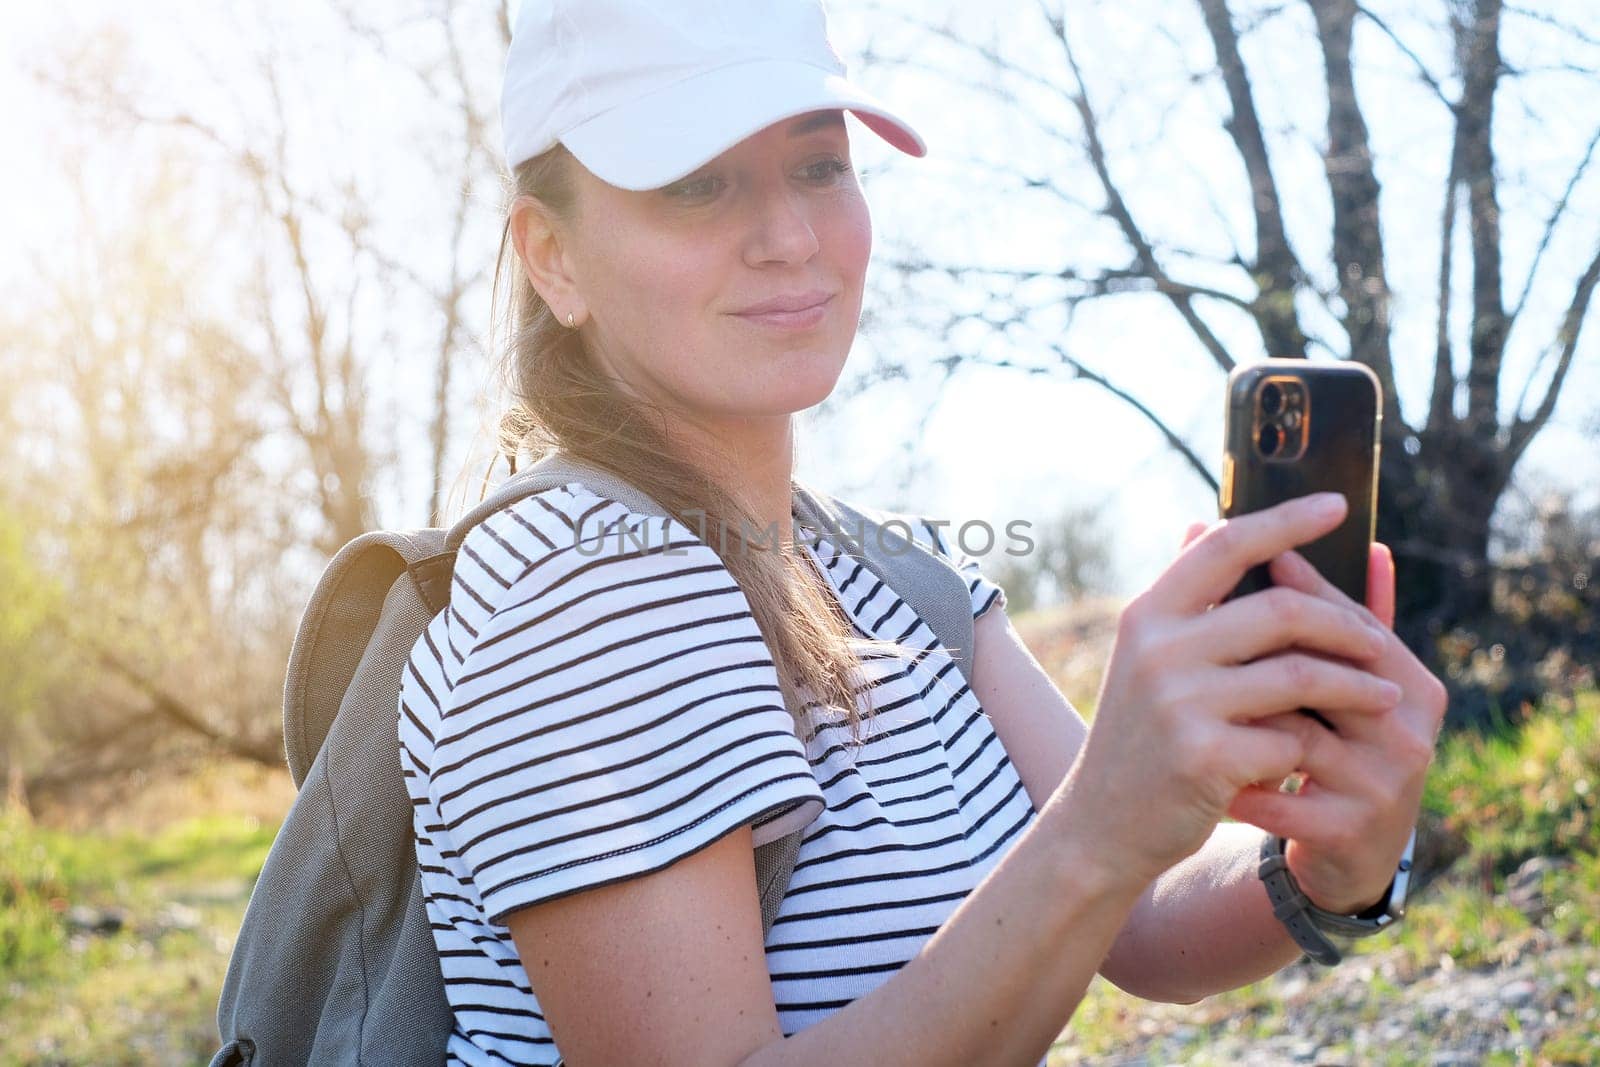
[1050,936,1599,1065]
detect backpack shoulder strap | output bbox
[791,481,977,683]
[444,451,678,553]
[282,451,674,789]
[283,528,447,788]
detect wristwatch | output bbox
[1256,827,1416,966]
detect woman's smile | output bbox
[728,290,836,331]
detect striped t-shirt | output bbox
[399,480,1034,1066]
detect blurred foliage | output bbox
[988,501,1117,616]
[0,154,309,804]
[0,511,66,778]
[1434,489,1600,731]
[1424,691,1600,878]
[1389,688,1600,969]
[0,5,515,803]
[0,805,68,980]
[0,799,276,1065]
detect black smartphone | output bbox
[1221,359,1383,729]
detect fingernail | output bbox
[1378,679,1403,705]
[1312,492,1346,516]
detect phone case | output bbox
[1221,359,1382,605]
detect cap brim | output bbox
[558,58,927,192]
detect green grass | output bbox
[1396,688,1600,968]
[0,805,274,1067]
[1423,690,1600,876]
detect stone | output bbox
[153,901,202,933]
[63,905,124,935]
[1498,978,1537,1008]
[1504,855,1574,921]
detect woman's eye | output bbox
[663,174,723,199]
[801,158,852,183]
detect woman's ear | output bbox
[510,194,586,324]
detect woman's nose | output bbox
[743,189,821,266]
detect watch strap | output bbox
[1257,834,1344,965]
[1257,829,1416,967]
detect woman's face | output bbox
[549,110,872,441]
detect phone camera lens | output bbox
[1257,423,1281,457]
[1260,382,1283,416]
[1281,409,1303,432]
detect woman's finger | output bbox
[1367,542,1396,629]
[1214,719,1308,793]
[1266,543,1396,629]
[1226,777,1363,847]
[1267,547,1355,607]
[1241,708,1385,796]
[1268,549,1383,625]
[1180,521,1208,551]
[1228,777,1418,915]
[1187,585,1388,666]
[1268,548,1443,741]
[1157,493,1349,614]
[1214,653,1401,725]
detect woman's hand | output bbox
[1057,492,1404,891]
[1225,541,1448,915]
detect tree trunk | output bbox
[1381,422,1511,728]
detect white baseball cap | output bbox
[499,0,928,191]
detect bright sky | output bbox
[4,1,1597,594]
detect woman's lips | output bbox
[730,294,834,330]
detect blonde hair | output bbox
[486,144,932,740]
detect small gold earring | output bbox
[566,311,576,329]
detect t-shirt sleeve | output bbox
[430,507,824,926]
[916,518,1008,623]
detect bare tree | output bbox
[32,3,510,541]
[328,0,511,522]
[858,0,1600,726]
[0,151,290,799]
[4,3,513,783]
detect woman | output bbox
[398,1,1447,1064]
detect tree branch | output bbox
[856,49,1083,156]
[1307,0,1400,425]
[1507,121,1600,330]
[1502,5,1600,51]
[1508,238,1600,465]
[1046,6,1237,373]
[1196,0,1308,358]
[1043,346,1219,492]
[879,257,1259,314]
[871,5,1076,104]
[1429,115,1465,436]
[1455,0,1508,443]
[94,647,281,765]
[1353,3,1458,112]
